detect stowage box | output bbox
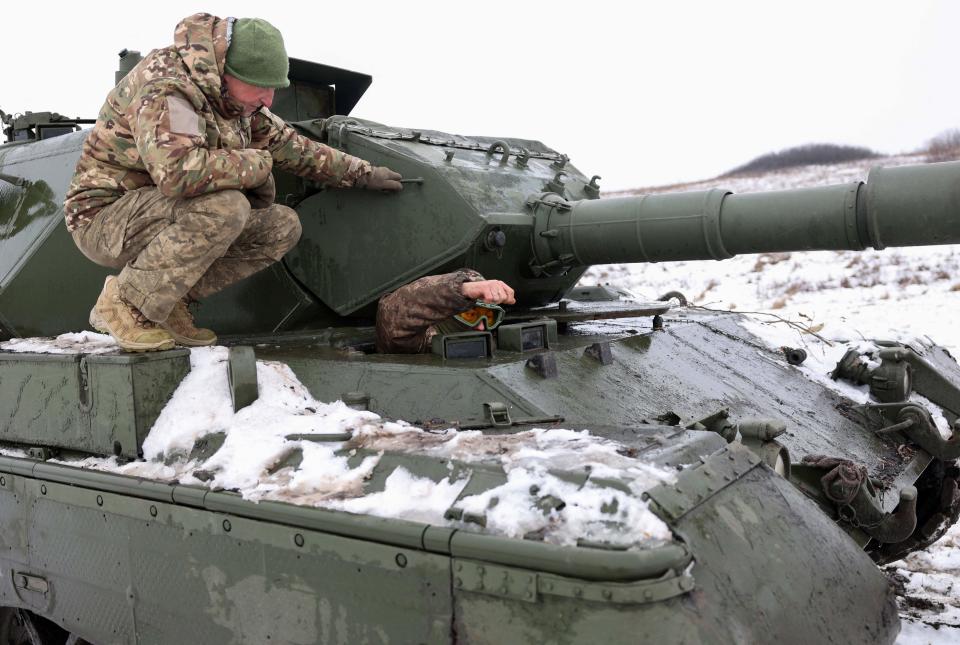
[0,349,189,458]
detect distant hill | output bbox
[722,143,880,177]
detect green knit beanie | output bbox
[225,18,290,89]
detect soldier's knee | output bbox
[190,189,251,235]
[274,205,302,254]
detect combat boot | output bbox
[91,277,175,352]
[159,298,217,347]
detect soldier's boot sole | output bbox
[93,309,173,351]
[116,339,176,352]
[159,325,217,347]
[97,304,215,347]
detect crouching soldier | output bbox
[376,270,516,353]
[64,13,402,351]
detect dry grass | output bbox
[925,129,960,162]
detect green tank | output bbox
[0,53,958,644]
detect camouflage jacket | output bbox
[376,270,484,354]
[64,13,371,232]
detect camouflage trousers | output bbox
[71,187,301,322]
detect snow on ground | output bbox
[587,152,960,643]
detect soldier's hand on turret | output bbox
[462,280,516,305]
[246,173,276,209]
[359,166,403,192]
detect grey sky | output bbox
[5,0,958,190]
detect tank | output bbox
[0,54,958,644]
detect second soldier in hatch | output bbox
[63,13,403,351]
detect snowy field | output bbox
[589,153,960,644]
[1,153,958,642]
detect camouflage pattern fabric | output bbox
[71,187,301,322]
[63,12,371,232]
[375,270,484,354]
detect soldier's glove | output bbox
[246,173,276,209]
[357,166,403,192]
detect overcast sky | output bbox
[4,1,958,190]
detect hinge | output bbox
[77,356,92,412]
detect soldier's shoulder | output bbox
[120,48,194,94]
[114,49,204,109]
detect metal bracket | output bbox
[859,402,960,461]
[341,391,370,411]
[738,420,791,478]
[453,559,693,605]
[832,347,912,403]
[485,140,511,165]
[14,573,49,594]
[584,342,613,365]
[539,567,693,604]
[644,444,762,522]
[687,409,737,442]
[12,570,52,613]
[794,455,919,543]
[545,171,567,194]
[77,356,92,413]
[832,342,960,418]
[0,172,27,187]
[228,346,259,412]
[26,447,53,461]
[583,175,601,199]
[483,402,513,428]
[884,342,960,418]
[454,560,538,603]
[525,352,559,378]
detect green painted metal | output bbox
[0,470,454,643]
[0,350,188,458]
[0,441,900,644]
[227,346,259,412]
[6,53,960,644]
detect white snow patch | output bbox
[53,345,674,547]
[890,522,960,643]
[455,466,672,545]
[325,467,470,524]
[897,619,960,645]
[0,331,118,354]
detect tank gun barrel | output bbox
[528,161,960,273]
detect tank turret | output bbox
[286,116,960,317]
[4,107,960,336]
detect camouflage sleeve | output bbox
[250,109,372,188]
[130,80,273,198]
[376,270,484,354]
